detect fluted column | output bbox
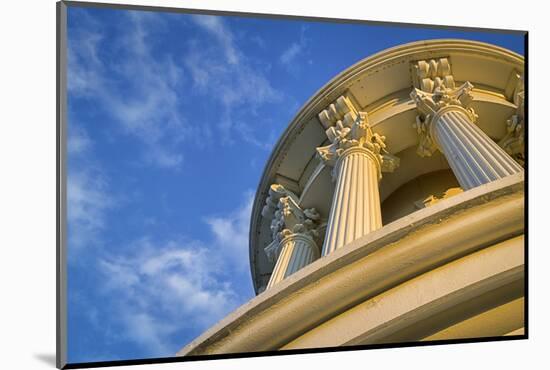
[411,82,523,190]
[317,96,399,256]
[433,107,523,189]
[262,184,323,289]
[322,146,384,255]
[266,232,319,289]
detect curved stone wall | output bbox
[179,173,524,355]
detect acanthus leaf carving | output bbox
[410,82,478,157]
[316,99,400,178]
[261,184,323,263]
[499,84,525,166]
[412,57,455,93]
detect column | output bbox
[266,232,319,289]
[262,185,323,288]
[411,82,523,190]
[317,96,399,256]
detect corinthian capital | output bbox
[410,82,478,157]
[499,81,525,166]
[261,184,322,263]
[316,96,399,176]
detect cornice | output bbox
[283,235,523,348]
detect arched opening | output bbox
[382,169,461,225]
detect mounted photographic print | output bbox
[57,1,527,368]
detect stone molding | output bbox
[284,235,523,348]
[180,173,524,355]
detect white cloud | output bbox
[250,35,267,50]
[190,15,240,65]
[205,190,254,271]
[69,10,284,157]
[67,32,103,95]
[279,26,309,74]
[85,191,255,357]
[184,15,282,147]
[98,237,239,356]
[66,10,271,357]
[122,312,173,356]
[66,120,116,255]
[67,168,112,252]
[67,125,92,155]
[99,258,140,289]
[143,144,183,169]
[68,10,187,169]
[280,42,302,65]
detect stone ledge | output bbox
[182,173,524,356]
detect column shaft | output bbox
[433,109,524,190]
[322,148,381,256]
[266,234,319,289]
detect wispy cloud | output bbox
[68,125,92,155]
[250,35,267,50]
[190,15,240,65]
[184,15,282,147]
[279,25,310,74]
[205,190,254,271]
[99,237,238,355]
[66,118,114,254]
[95,192,254,357]
[67,167,112,252]
[69,10,285,157]
[280,43,302,65]
[67,10,275,360]
[68,10,187,169]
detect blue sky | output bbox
[66,5,524,363]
